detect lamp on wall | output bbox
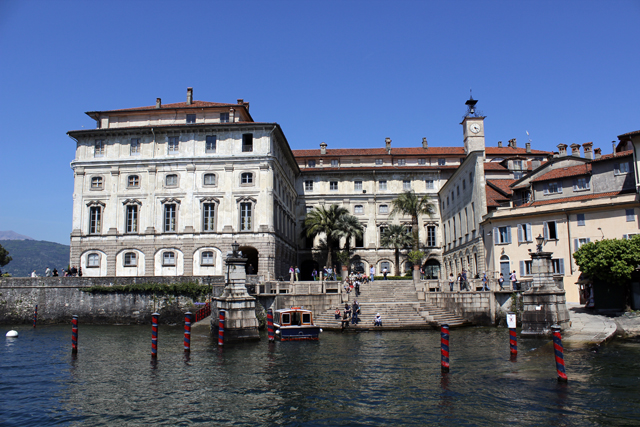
[536,234,544,253]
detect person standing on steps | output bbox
[449,273,455,292]
[461,269,468,291]
[295,266,300,282]
[370,265,375,282]
[289,266,295,283]
[374,313,382,327]
[482,272,489,291]
[383,267,388,280]
[510,270,518,291]
[498,273,505,290]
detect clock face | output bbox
[470,123,481,134]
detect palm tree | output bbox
[390,190,435,251]
[380,224,412,276]
[335,213,364,255]
[304,204,350,268]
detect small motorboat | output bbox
[273,307,322,341]
[6,330,18,337]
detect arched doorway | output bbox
[423,259,441,279]
[300,259,319,280]
[239,246,259,274]
[500,255,510,279]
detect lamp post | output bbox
[536,234,544,253]
[231,241,240,258]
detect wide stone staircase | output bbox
[313,280,472,330]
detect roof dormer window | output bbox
[186,114,196,124]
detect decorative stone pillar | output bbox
[521,249,570,335]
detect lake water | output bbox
[1,324,639,426]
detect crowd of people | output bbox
[335,301,382,330]
[30,266,82,277]
[447,269,520,291]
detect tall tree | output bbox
[335,213,364,254]
[304,204,350,268]
[390,190,435,251]
[380,224,412,276]
[0,244,11,268]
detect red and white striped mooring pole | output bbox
[507,312,517,357]
[552,325,568,382]
[71,315,78,354]
[441,324,450,373]
[267,309,275,342]
[218,310,225,346]
[184,312,192,352]
[151,312,159,358]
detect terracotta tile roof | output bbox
[483,162,509,171]
[520,190,632,207]
[292,147,466,157]
[532,164,592,183]
[618,130,640,138]
[487,179,516,196]
[486,185,510,207]
[485,147,550,155]
[67,121,270,134]
[299,165,458,173]
[91,100,242,113]
[591,150,633,162]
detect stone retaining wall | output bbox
[426,291,495,325]
[0,276,224,325]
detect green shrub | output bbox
[81,282,212,300]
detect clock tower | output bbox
[461,95,486,154]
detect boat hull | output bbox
[277,326,321,341]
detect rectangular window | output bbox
[124,252,137,267]
[308,160,316,168]
[305,205,313,214]
[331,159,339,167]
[91,176,103,189]
[513,160,523,169]
[375,159,383,166]
[168,137,179,154]
[397,159,406,166]
[552,258,565,275]
[574,238,591,251]
[163,252,175,266]
[615,162,630,175]
[330,181,338,191]
[577,213,585,226]
[514,171,524,180]
[164,204,177,232]
[544,182,562,195]
[380,261,390,272]
[462,179,466,190]
[88,253,100,267]
[517,223,532,242]
[493,226,512,244]
[186,114,196,124]
[379,227,388,245]
[354,205,364,215]
[457,186,460,196]
[469,172,473,184]
[623,234,639,240]
[130,138,140,155]
[304,180,313,191]
[203,203,215,232]
[403,180,411,190]
[519,260,533,276]
[242,133,253,152]
[573,177,590,191]
[354,180,363,191]
[544,221,558,240]
[94,140,104,157]
[240,202,252,231]
[206,135,217,153]
[128,175,139,188]
[427,225,436,247]
[89,206,101,234]
[379,180,387,190]
[204,174,216,186]
[627,209,635,222]
[426,179,434,189]
[126,205,138,233]
[241,173,253,185]
[418,158,426,165]
[201,251,214,265]
[451,190,454,201]
[220,112,229,123]
[166,174,178,186]
[379,205,389,214]
[438,158,445,166]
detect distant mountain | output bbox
[0,231,34,240]
[0,240,70,277]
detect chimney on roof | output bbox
[497,141,503,148]
[237,99,243,104]
[570,143,581,157]
[385,137,391,154]
[320,142,327,155]
[508,138,517,148]
[594,147,601,160]
[422,137,428,149]
[557,143,568,157]
[583,142,593,160]
[156,98,161,109]
[187,87,193,105]
[526,142,531,153]
[612,140,617,155]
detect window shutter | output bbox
[543,222,549,240]
[493,227,499,245]
[520,261,525,277]
[558,182,563,193]
[507,227,512,244]
[559,259,565,275]
[573,179,577,191]
[623,234,628,240]
[517,224,524,243]
[526,223,532,241]
[543,183,549,195]
[586,178,590,189]
[586,238,591,243]
[574,239,579,252]
[614,163,620,174]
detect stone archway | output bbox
[423,258,441,280]
[239,246,259,274]
[300,259,319,280]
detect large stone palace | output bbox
[68,88,639,296]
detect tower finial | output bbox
[465,91,478,116]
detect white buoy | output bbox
[6,330,18,337]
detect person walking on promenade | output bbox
[374,313,382,327]
[498,273,505,290]
[510,270,517,291]
[52,268,58,277]
[370,266,375,282]
[461,269,469,291]
[31,270,37,278]
[333,265,337,281]
[449,273,455,291]
[295,266,300,282]
[482,272,489,291]
[312,269,318,281]
[45,267,51,277]
[289,266,295,283]
[456,273,462,291]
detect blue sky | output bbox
[0,0,638,245]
